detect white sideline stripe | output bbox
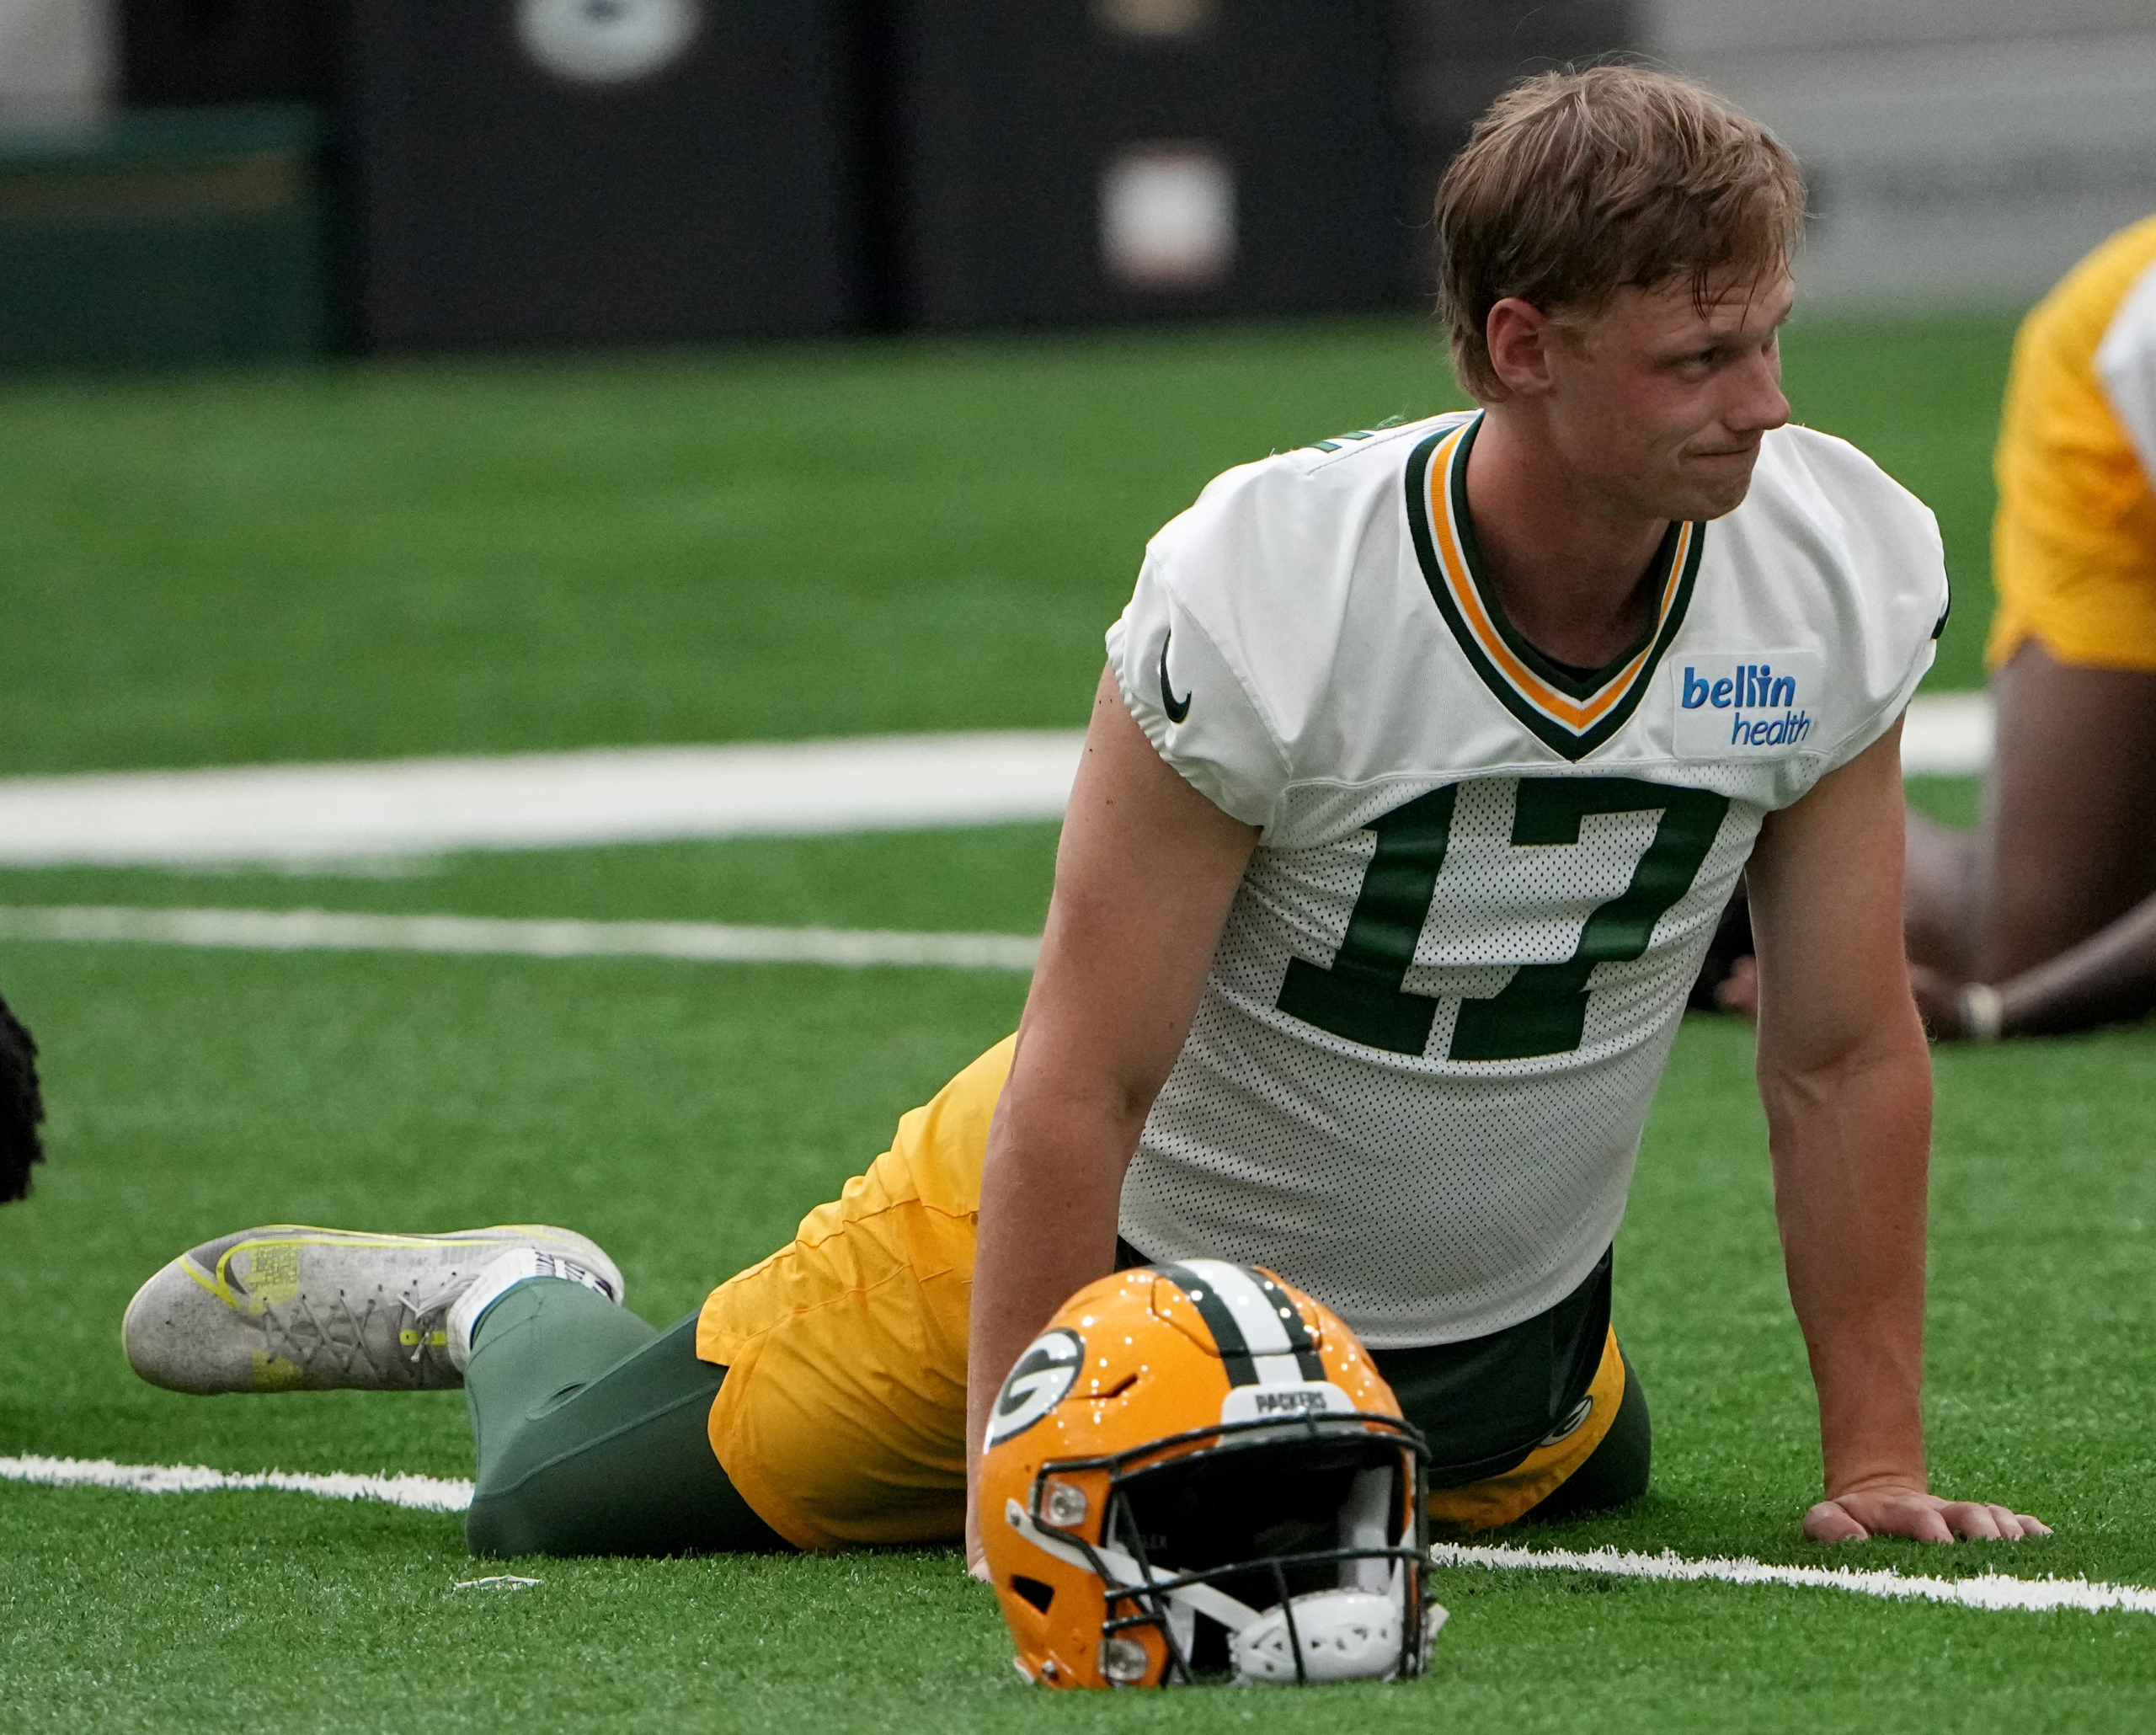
[1433,1540,2156,1617]
[0,1454,472,1513]
[0,1457,2132,1617]
[1899,691,1992,777]
[0,732,1088,868]
[0,698,1987,869]
[0,905,1040,972]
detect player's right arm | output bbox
[963,664,1258,1571]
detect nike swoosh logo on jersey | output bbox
[1159,633,1191,723]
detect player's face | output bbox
[1547,270,1794,524]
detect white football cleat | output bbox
[123,1225,623,1394]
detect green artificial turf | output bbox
[1904,774,1982,832]
[0,310,2010,782]
[0,822,1066,937]
[3,934,2154,1732]
[0,310,2105,1729]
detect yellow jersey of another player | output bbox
[1991,214,2156,672]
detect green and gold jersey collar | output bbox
[1403,412,1706,762]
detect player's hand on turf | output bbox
[1805,1482,2051,1543]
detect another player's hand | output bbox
[1714,953,1760,1021]
[1906,964,1968,1040]
[1805,1480,2051,1543]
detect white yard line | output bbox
[0,1453,471,1513]
[0,698,1988,871]
[0,905,1040,972]
[1899,690,1991,777]
[1432,1540,2156,1617]
[0,1455,2131,1616]
[0,731,1089,868]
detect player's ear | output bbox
[1484,296,1561,398]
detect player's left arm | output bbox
[1747,718,2050,1543]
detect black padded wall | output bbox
[885,0,1410,329]
[1397,1,1642,277]
[120,0,340,109]
[344,0,864,351]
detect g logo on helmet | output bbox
[515,0,702,87]
[988,1328,1084,1447]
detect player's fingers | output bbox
[1803,1499,1869,1543]
[1884,1502,1957,1544]
[1941,1502,2006,1541]
[969,1555,993,1583]
[1984,1504,2052,1540]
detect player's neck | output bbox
[1462,409,1670,673]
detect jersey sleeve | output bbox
[2096,254,2156,480]
[1106,558,1289,829]
[1774,429,1949,777]
[1105,466,1295,829]
[1829,486,1945,774]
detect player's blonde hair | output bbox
[1435,65,1805,401]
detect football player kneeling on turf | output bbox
[125,67,2047,1679]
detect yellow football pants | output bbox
[695,1036,1624,1551]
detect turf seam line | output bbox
[0,905,1041,972]
[1433,1540,2156,1616]
[1,1453,472,1512]
[5,1456,2137,1615]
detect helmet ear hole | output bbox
[1010,1574,1056,1614]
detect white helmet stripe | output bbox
[1166,1258,1325,1385]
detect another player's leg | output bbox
[1903,809,1979,982]
[1965,640,2156,982]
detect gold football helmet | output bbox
[979,1258,1441,1688]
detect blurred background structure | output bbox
[1660,0,2156,306]
[3,2,2153,369]
[4,2,2149,369]
[4,0,1615,366]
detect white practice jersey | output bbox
[1107,409,1948,1348]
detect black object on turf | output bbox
[0,990,45,1204]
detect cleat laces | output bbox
[259,1285,462,1389]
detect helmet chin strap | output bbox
[1005,1503,1420,1685]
